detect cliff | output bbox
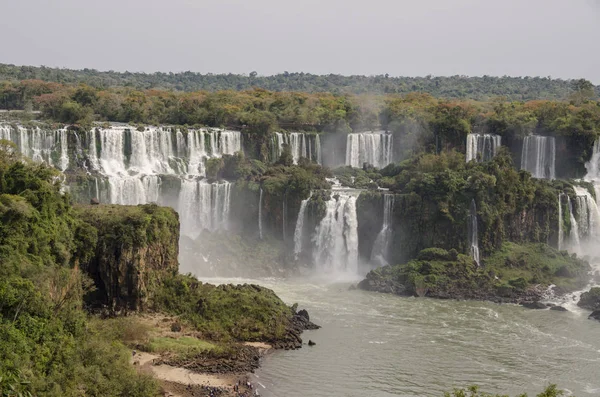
[77,203,180,311]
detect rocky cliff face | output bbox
[77,203,179,311]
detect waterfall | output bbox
[568,196,581,250]
[558,194,564,251]
[466,134,501,162]
[520,136,556,179]
[178,180,232,238]
[0,123,241,237]
[345,131,393,168]
[293,194,312,260]
[272,132,321,164]
[370,194,395,266]
[258,188,263,240]
[313,191,359,275]
[315,135,322,165]
[571,186,600,253]
[467,199,480,266]
[585,139,600,181]
[0,125,70,171]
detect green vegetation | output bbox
[360,244,589,301]
[355,150,568,264]
[152,274,294,342]
[76,204,180,311]
[577,287,600,310]
[444,384,567,397]
[1,63,596,100]
[0,147,160,395]
[143,336,216,355]
[1,78,600,172]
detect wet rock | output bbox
[589,310,600,321]
[577,287,600,311]
[545,303,556,307]
[357,277,406,295]
[308,340,316,346]
[90,197,100,205]
[550,306,568,312]
[521,301,548,310]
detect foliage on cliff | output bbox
[356,150,570,264]
[76,204,180,311]
[0,146,159,395]
[1,63,596,100]
[1,78,599,161]
[359,244,589,301]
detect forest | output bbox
[1,63,598,100]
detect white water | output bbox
[345,131,393,169]
[312,190,360,275]
[258,188,264,240]
[1,124,241,237]
[567,196,581,252]
[466,133,501,162]
[0,124,70,171]
[293,194,312,260]
[370,194,395,266]
[87,126,239,236]
[558,194,564,251]
[520,136,556,179]
[178,180,231,238]
[468,199,480,266]
[272,132,321,164]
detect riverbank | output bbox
[123,301,319,397]
[198,277,600,397]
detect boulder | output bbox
[577,287,600,311]
[550,306,568,312]
[521,301,547,310]
[90,198,100,205]
[588,310,600,321]
[308,340,316,346]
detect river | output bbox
[201,277,600,397]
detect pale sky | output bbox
[1,0,599,82]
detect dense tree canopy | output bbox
[1,63,597,100]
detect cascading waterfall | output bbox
[0,124,69,171]
[272,132,322,164]
[1,123,241,237]
[178,180,232,238]
[465,134,501,162]
[567,196,581,250]
[315,135,322,165]
[370,194,395,266]
[293,193,312,260]
[570,186,600,253]
[313,190,359,275]
[558,194,564,251]
[467,199,480,266]
[345,131,393,169]
[520,135,556,179]
[258,188,263,240]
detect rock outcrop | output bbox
[78,203,180,311]
[577,287,600,311]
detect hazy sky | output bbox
[1,0,599,82]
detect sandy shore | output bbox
[132,342,272,396]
